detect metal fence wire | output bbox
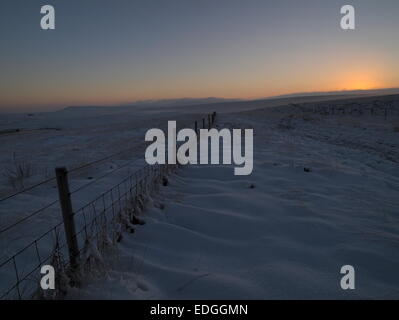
[0,112,216,300]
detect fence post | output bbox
[213,111,216,123]
[55,167,79,269]
[203,118,205,129]
[208,114,211,129]
[195,120,198,135]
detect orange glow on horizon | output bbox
[340,73,382,91]
[331,61,393,92]
[1,63,398,111]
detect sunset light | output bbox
[1,0,399,304]
[1,1,398,112]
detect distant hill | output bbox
[61,89,399,112]
[60,98,241,113]
[267,88,399,99]
[3,89,399,114]
[119,97,242,107]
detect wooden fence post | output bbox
[203,118,205,129]
[195,120,198,134]
[55,167,79,269]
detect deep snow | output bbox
[68,97,399,299]
[1,94,399,299]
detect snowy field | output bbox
[68,94,398,299]
[1,93,399,299]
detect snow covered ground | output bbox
[1,94,399,299]
[66,95,399,299]
[0,106,204,299]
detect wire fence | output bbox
[0,112,216,300]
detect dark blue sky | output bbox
[1,0,398,111]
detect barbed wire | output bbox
[0,199,60,235]
[0,113,208,205]
[0,142,143,204]
[0,112,216,300]
[0,176,57,203]
[66,144,140,175]
[69,147,146,196]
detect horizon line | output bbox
[1,87,399,114]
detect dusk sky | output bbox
[1,0,398,112]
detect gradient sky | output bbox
[1,0,398,112]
